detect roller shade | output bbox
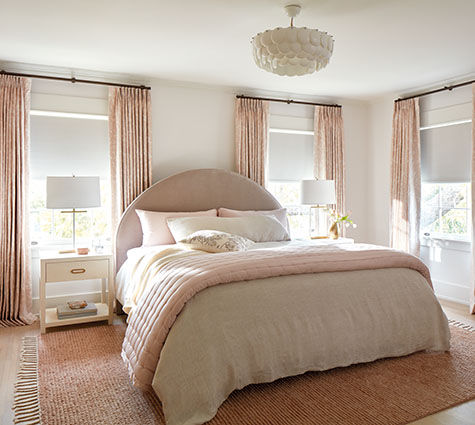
[30,115,109,179]
[421,122,471,183]
[268,132,314,181]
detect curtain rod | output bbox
[236,94,341,108]
[0,69,151,90]
[395,78,475,103]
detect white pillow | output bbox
[136,209,218,246]
[167,216,290,243]
[218,207,289,232]
[179,230,254,253]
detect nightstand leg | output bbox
[40,271,46,334]
[108,260,115,325]
[101,278,106,304]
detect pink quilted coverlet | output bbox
[121,244,432,389]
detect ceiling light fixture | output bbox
[251,4,334,77]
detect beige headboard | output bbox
[115,168,282,271]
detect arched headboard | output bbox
[115,169,282,271]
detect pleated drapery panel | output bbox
[314,106,346,216]
[471,84,475,314]
[0,75,36,327]
[235,98,269,186]
[109,87,152,234]
[390,98,421,256]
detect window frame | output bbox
[420,181,471,245]
[266,125,316,239]
[29,110,111,248]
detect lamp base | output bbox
[309,205,330,240]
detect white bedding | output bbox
[116,239,450,425]
[115,239,328,307]
[153,267,449,425]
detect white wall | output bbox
[367,96,394,246]
[150,82,235,181]
[366,87,472,305]
[342,101,370,242]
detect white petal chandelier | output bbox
[252,4,334,77]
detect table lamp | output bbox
[46,176,101,253]
[300,179,336,239]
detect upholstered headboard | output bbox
[115,168,282,271]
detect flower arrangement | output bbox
[327,209,357,239]
[328,210,357,229]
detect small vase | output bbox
[328,222,339,239]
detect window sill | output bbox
[421,236,471,253]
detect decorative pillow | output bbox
[136,209,218,246]
[179,230,254,253]
[218,207,289,232]
[167,215,290,243]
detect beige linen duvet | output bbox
[119,242,450,425]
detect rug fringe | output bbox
[12,336,40,425]
[448,319,475,332]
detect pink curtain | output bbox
[314,106,346,216]
[235,98,269,186]
[471,84,475,314]
[390,98,421,256]
[0,75,35,327]
[109,87,152,233]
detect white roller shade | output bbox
[268,132,314,181]
[30,115,109,179]
[421,122,471,183]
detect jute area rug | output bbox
[13,321,475,425]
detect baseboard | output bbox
[432,279,470,306]
[32,291,105,314]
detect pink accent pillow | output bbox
[218,207,289,232]
[136,209,218,246]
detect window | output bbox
[421,183,471,241]
[30,179,111,244]
[29,113,110,246]
[420,120,471,242]
[266,130,314,238]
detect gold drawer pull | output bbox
[70,268,86,274]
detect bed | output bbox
[115,168,450,425]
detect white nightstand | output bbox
[296,237,354,246]
[40,252,115,334]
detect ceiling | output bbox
[1,0,474,100]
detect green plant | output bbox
[328,209,357,229]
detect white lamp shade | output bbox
[300,180,336,205]
[46,176,101,209]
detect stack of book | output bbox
[57,301,97,320]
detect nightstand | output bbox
[296,237,354,246]
[40,252,115,334]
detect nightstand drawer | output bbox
[45,259,109,282]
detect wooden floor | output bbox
[1,300,474,425]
